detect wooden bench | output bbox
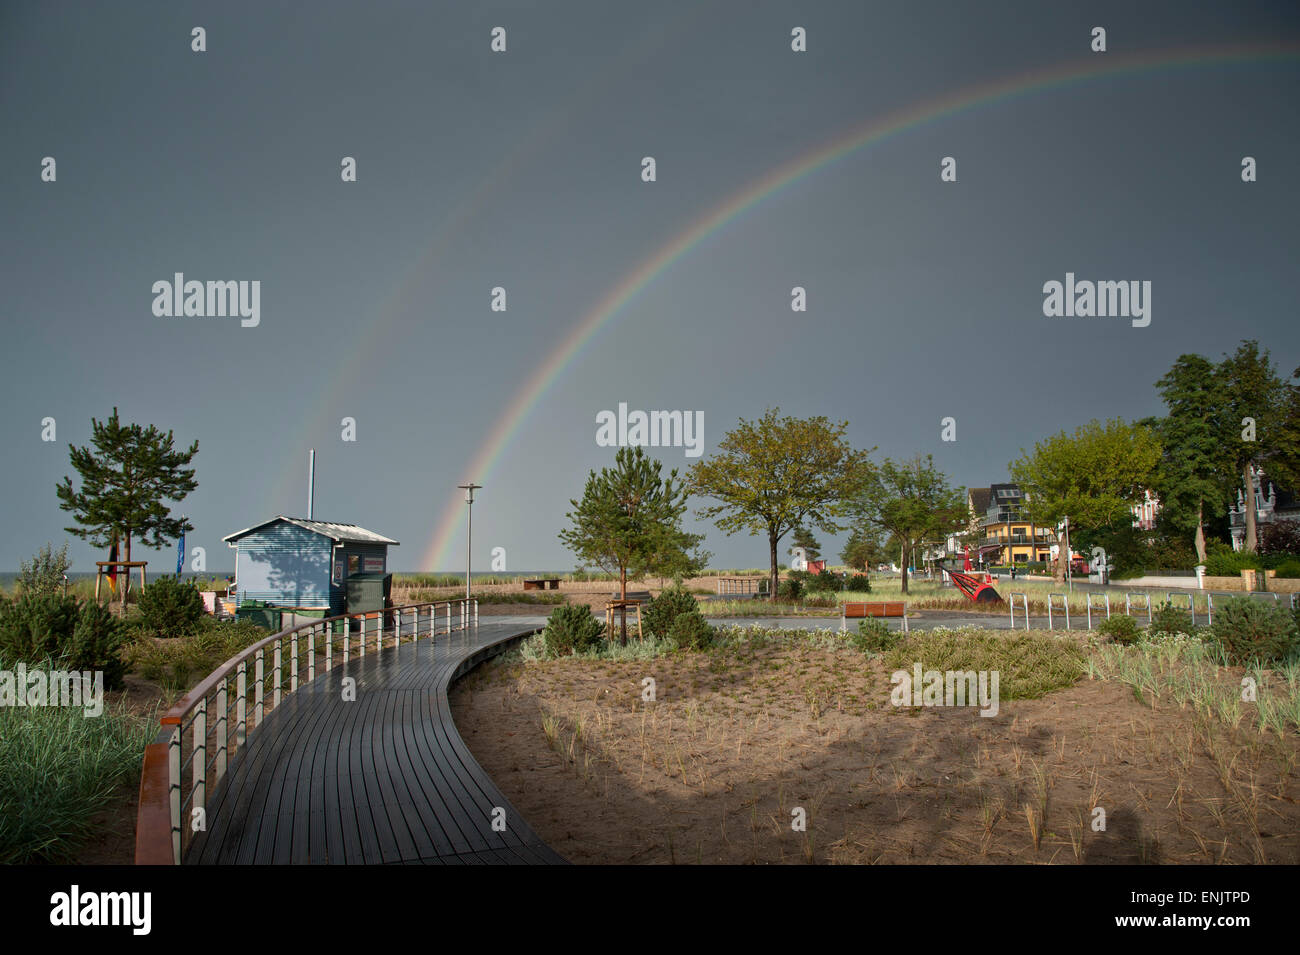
[522,577,562,591]
[841,601,909,632]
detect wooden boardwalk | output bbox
[184,621,565,865]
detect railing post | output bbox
[343,616,351,663]
[359,616,366,658]
[308,625,316,683]
[236,661,247,748]
[291,632,299,694]
[168,726,181,865]
[326,619,334,671]
[255,649,264,727]
[273,640,282,708]
[215,679,228,781]
[473,598,478,626]
[193,697,207,828]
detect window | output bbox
[347,554,360,575]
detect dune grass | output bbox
[0,677,154,863]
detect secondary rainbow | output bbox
[424,41,1299,570]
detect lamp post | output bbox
[458,483,481,605]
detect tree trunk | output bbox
[1194,500,1207,565]
[1243,462,1258,552]
[122,528,132,614]
[618,565,628,645]
[900,541,909,595]
[769,534,779,604]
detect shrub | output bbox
[846,573,870,592]
[665,611,715,651]
[642,585,700,641]
[1209,596,1299,666]
[805,569,841,592]
[1272,559,1300,580]
[1148,601,1195,638]
[135,575,205,639]
[67,601,128,689]
[1098,614,1141,646]
[17,543,72,598]
[0,594,128,690]
[0,594,80,661]
[1203,550,1263,577]
[541,604,606,657]
[852,618,899,653]
[778,577,803,601]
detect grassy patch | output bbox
[881,627,1085,700]
[1086,631,1300,735]
[0,694,153,863]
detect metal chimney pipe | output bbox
[308,449,316,519]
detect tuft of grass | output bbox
[0,698,153,863]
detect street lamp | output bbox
[458,483,481,605]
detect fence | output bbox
[716,577,769,596]
[135,598,477,865]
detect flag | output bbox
[107,538,118,594]
[177,523,186,577]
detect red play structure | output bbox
[940,555,1002,603]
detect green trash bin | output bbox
[236,601,282,630]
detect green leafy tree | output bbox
[55,408,198,608]
[790,525,822,562]
[1217,341,1291,552]
[1009,418,1161,581]
[849,455,966,594]
[688,408,873,602]
[840,526,887,572]
[1264,366,1300,496]
[1145,354,1233,563]
[17,542,72,597]
[558,446,698,629]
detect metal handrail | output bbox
[135,597,478,865]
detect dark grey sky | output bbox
[3,1,1297,572]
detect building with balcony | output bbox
[974,483,1054,565]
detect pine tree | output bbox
[558,447,700,642]
[790,525,822,562]
[56,408,198,607]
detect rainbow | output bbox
[411,42,1296,569]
